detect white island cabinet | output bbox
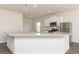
[7,32,69,54]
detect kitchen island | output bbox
[7,32,69,54]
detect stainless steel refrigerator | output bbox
[60,22,72,43]
[60,22,72,33]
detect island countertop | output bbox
[7,32,69,37]
[7,31,69,54]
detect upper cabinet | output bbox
[44,16,62,26]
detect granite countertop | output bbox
[8,32,69,37]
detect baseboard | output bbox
[0,41,7,44]
[71,42,79,45]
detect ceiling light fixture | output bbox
[29,16,33,17]
[48,10,51,13]
[25,4,27,6]
[33,4,37,7]
[24,4,29,12]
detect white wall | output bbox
[23,17,33,32]
[0,9,23,43]
[45,9,79,43]
[23,17,45,32]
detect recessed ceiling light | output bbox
[29,16,33,17]
[48,10,51,13]
[33,4,37,7]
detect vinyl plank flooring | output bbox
[66,42,79,54]
[0,42,12,54]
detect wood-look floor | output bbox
[66,42,79,54]
[0,42,79,54]
[0,43,12,54]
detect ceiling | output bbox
[0,4,79,18]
